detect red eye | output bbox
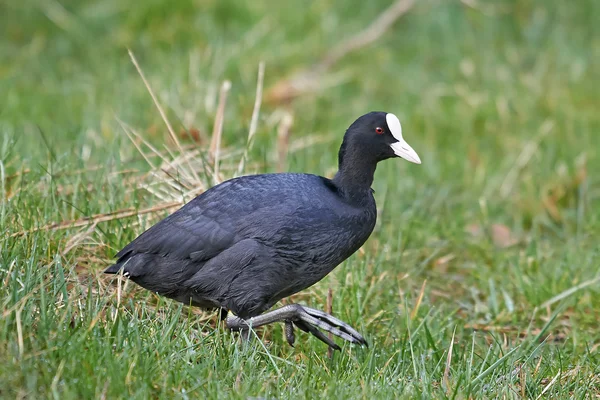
[375,127,384,134]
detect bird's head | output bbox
[342,111,421,165]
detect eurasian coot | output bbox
[105,111,421,350]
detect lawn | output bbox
[1,0,599,398]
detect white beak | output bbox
[385,113,421,164]
[390,140,421,164]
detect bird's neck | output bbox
[332,146,377,203]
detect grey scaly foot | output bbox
[225,304,367,350]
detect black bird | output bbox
[105,111,421,350]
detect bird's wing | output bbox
[115,200,236,263]
[114,173,342,264]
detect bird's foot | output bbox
[225,303,367,350]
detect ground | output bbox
[1,0,599,398]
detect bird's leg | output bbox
[220,308,253,342]
[219,308,228,321]
[225,303,367,350]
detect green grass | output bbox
[1,0,599,398]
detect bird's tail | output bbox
[104,262,125,274]
[103,254,147,278]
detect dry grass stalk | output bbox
[237,62,265,176]
[11,202,181,238]
[537,370,561,399]
[443,327,456,394]
[318,0,415,72]
[266,0,415,104]
[210,80,232,184]
[118,118,208,197]
[128,49,201,184]
[277,111,294,172]
[326,287,334,359]
[61,223,98,256]
[410,279,427,320]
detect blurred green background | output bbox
[1,0,599,398]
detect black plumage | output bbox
[105,111,421,349]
